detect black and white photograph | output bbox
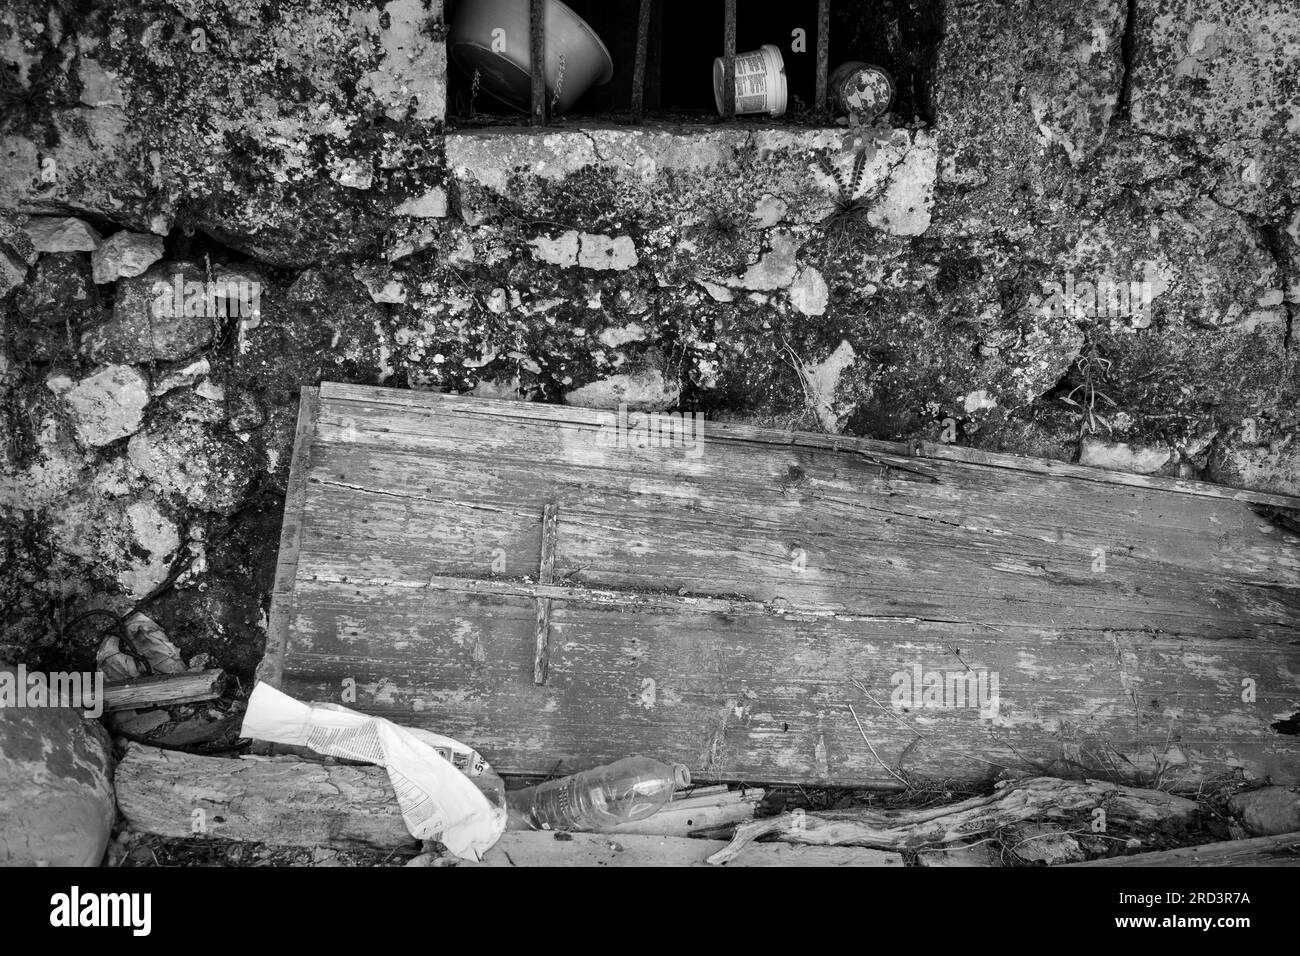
[0,0,1296,924]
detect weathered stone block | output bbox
[53,365,150,448]
[83,262,219,364]
[0,696,115,867]
[24,216,102,253]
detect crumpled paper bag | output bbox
[239,682,505,861]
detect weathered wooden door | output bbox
[261,383,1300,788]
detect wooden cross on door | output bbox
[532,502,559,684]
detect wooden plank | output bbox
[116,746,415,850]
[294,572,1300,659]
[296,439,1298,582]
[473,831,902,867]
[266,384,1300,789]
[103,669,225,712]
[530,0,546,126]
[631,0,653,120]
[533,502,559,684]
[281,586,1300,787]
[722,0,736,119]
[255,386,319,690]
[815,0,830,113]
[298,401,1300,640]
[1067,831,1300,867]
[304,396,1300,584]
[314,383,1300,509]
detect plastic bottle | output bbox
[508,757,692,831]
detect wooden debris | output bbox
[116,746,414,850]
[118,745,1284,867]
[915,841,1001,867]
[1067,831,1300,867]
[1005,823,1085,864]
[705,777,1199,864]
[102,669,225,712]
[147,714,242,750]
[608,787,764,837]
[472,831,902,867]
[117,746,759,850]
[255,386,318,691]
[108,709,171,737]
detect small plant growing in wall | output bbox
[0,53,66,147]
[452,67,489,122]
[702,207,743,242]
[817,150,872,254]
[1058,339,1118,437]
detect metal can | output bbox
[829,62,895,122]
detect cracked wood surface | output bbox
[1067,831,1300,867]
[116,745,415,850]
[265,383,1300,788]
[102,668,226,712]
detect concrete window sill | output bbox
[445,123,937,237]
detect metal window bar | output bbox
[718,0,831,121]
[722,0,736,119]
[816,0,830,113]
[631,0,654,119]
[647,0,663,111]
[530,0,547,126]
[525,0,832,127]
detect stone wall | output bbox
[1,0,1297,672]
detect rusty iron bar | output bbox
[816,0,830,113]
[631,0,654,120]
[530,0,547,126]
[722,0,736,119]
[647,0,663,110]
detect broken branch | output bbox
[102,669,226,712]
[706,777,1199,864]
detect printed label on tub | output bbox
[737,72,770,111]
